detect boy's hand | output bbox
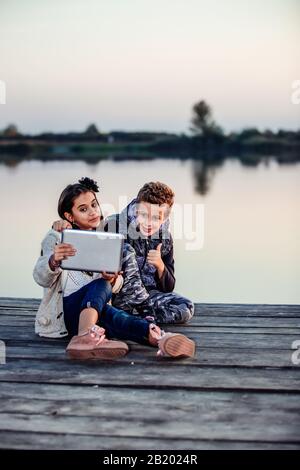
[52,219,72,232]
[101,271,123,285]
[147,244,164,273]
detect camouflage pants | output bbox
[114,244,194,324]
[138,289,194,325]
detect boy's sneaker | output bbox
[66,325,129,360]
[157,332,195,358]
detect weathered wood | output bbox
[1,297,300,316]
[1,358,300,391]
[0,297,299,450]
[1,431,299,450]
[4,344,297,368]
[1,383,300,443]
[0,298,40,309]
[0,390,299,442]
[1,325,299,351]
[0,309,37,317]
[1,316,300,337]
[2,382,300,443]
[1,313,300,329]
[195,304,300,315]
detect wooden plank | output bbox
[0,394,299,443]
[187,317,300,328]
[1,318,299,336]
[1,325,299,350]
[4,380,298,401]
[0,310,36,317]
[1,383,299,420]
[0,359,299,391]
[1,431,299,450]
[0,316,36,326]
[4,344,297,368]
[0,314,300,334]
[0,391,299,442]
[195,304,300,317]
[1,298,300,317]
[0,298,40,309]
[0,383,299,448]
[0,310,300,328]
[196,303,300,311]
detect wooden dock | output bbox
[0,297,299,450]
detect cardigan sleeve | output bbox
[33,230,62,288]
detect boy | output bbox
[105,181,194,324]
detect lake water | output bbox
[0,157,299,304]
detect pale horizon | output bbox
[0,0,299,134]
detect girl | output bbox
[33,177,195,360]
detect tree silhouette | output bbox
[190,100,223,136]
[3,124,20,137]
[84,123,100,136]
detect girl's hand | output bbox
[53,243,76,262]
[49,243,76,271]
[52,220,72,232]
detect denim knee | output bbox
[80,278,112,316]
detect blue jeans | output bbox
[63,278,150,345]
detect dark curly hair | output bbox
[137,181,174,207]
[58,177,102,221]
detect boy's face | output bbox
[136,201,170,236]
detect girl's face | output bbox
[65,191,101,230]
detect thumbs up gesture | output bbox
[147,243,164,272]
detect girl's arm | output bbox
[33,230,62,288]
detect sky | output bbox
[0,0,299,134]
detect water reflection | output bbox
[0,157,299,302]
[192,154,225,195]
[1,152,299,198]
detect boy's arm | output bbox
[113,243,149,310]
[155,244,175,292]
[52,220,72,232]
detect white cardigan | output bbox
[33,229,123,338]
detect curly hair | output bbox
[136,181,174,207]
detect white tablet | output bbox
[61,229,124,273]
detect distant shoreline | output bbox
[0,129,299,164]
